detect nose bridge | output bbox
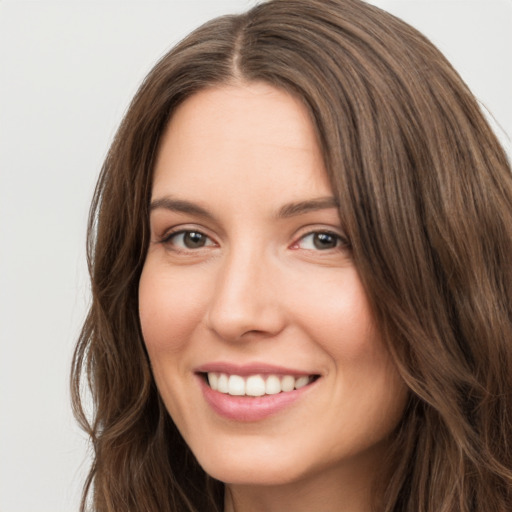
[206,241,284,341]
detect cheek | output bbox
[138,260,208,354]
[290,265,377,360]
[290,266,406,411]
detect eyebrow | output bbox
[276,196,339,218]
[149,197,214,220]
[149,195,339,220]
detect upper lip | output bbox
[194,361,317,377]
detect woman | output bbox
[71,0,512,510]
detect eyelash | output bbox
[159,228,349,252]
[160,229,216,251]
[292,231,349,251]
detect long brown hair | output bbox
[71,0,512,510]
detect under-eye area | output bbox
[199,372,321,397]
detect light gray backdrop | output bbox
[1,1,510,511]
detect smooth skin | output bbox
[139,82,408,512]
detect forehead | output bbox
[151,82,331,202]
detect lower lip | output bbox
[198,375,317,422]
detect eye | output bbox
[295,231,344,250]
[162,230,215,250]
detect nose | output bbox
[205,247,287,342]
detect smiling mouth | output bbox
[202,372,320,397]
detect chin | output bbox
[202,461,304,487]
[190,438,318,487]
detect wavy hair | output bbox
[72,0,512,510]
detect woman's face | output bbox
[139,82,407,489]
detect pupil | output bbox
[313,233,337,249]
[184,232,205,248]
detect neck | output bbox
[223,451,384,512]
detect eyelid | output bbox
[155,224,350,252]
[290,228,350,251]
[159,226,217,249]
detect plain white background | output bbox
[0,1,510,511]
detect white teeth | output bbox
[281,375,295,392]
[208,372,218,391]
[265,375,281,395]
[206,372,315,396]
[228,375,245,396]
[294,376,310,389]
[246,375,266,396]
[217,373,229,393]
